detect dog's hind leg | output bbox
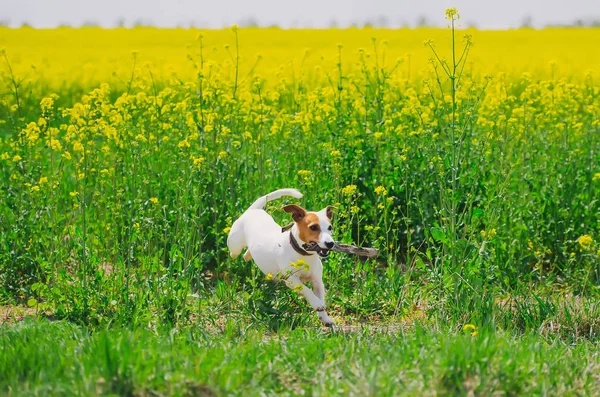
[243,249,253,262]
[226,221,246,259]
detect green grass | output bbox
[2,319,599,396]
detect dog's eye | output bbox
[328,226,332,231]
[310,225,319,231]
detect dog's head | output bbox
[283,204,335,257]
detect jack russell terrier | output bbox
[227,188,336,326]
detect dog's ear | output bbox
[324,205,336,221]
[283,204,306,222]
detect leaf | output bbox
[27,298,38,307]
[430,226,448,245]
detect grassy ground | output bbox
[2,275,599,396]
[1,19,600,396]
[2,315,599,396]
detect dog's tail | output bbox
[248,188,303,210]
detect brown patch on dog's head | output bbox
[283,205,321,244]
[297,213,322,244]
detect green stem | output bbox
[450,18,457,265]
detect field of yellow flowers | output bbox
[1,15,600,395]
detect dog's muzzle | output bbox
[303,242,331,258]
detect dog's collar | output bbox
[289,232,314,256]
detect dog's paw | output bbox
[319,316,335,327]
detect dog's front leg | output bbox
[285,276,334,326]
[312,280,335,326]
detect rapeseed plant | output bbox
[0,11,597,331]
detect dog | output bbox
[227,188,335,326]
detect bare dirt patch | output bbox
[0,305,39,326]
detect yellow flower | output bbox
[481,229,497,239]
[23,122,41,144]
[330,150,341,157]
[149,197,159,205]
[350,205,360,214]
[73,141,84,153]
[266,273,274,280]
[48,138,62,151]
[178,139,191,149]
[290,258,308,269]
[445,7,460,21]
[223,227,231,234]
[31,185,40,192]
[463,323,476,332]
[40,97,54,113]
[69,191,79,197]
[342,184,357,196]
[578,235,593,250]
[12,155,22,162]
[374,186,387,196]
[463,323,477,336]
[192,156,205,169]
[39,176,48,185]
[218,151,227,160]
[292,284,304,293]
[593,173,600,181]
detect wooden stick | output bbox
[281,222,379,258]
[303,242,379,258]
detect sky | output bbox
[2,0,599,29]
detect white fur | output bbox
[227,188,335,326]
[316,208,334,248]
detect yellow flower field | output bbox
[1,27,599,91]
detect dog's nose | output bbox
[325,241,334,249]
